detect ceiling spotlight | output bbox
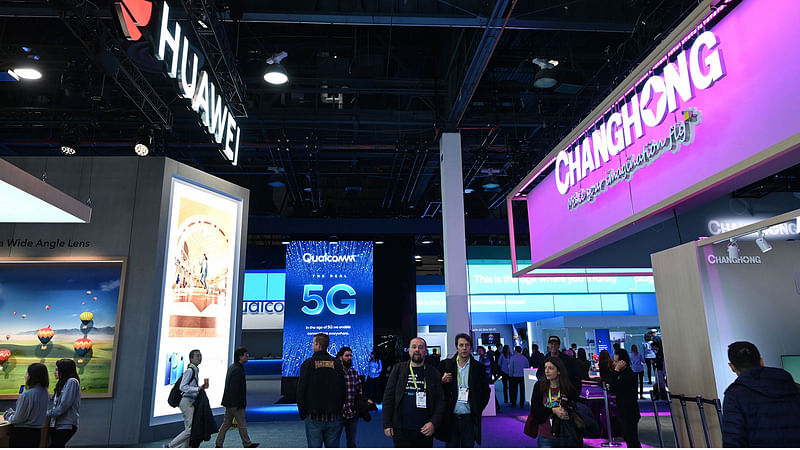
[482,176,501,190]
[532,58,558,89]
[548,59,560,67]
[421,238,433,245]
[134,126,154,157]
[267,174,286,188]
[264,51,289,85]
[281,240,290,245]
[727,239,739,259]
[60,127,79,156]
[414,255,422,260]
[464,188,475,194]
[329,235,339,245]
[8,67,42,80]
[755,230,772,253]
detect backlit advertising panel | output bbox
[152,177,242,421]
[513,0,800,271]
[281,241,373,377]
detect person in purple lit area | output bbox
[527,357,578,448]
[607,349,641,448]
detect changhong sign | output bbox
[155,2,241,165]
[508,0,800,274]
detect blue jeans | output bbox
[537,436,562,448]
[305,417,342,448]
[340,417,358,448]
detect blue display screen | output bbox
[281,241,374,377]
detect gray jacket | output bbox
[48,378,81,429]
[7,385,49,428]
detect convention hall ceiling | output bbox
[0,0,707,220]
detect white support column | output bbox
[440,132,471,356]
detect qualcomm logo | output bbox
[114,0,152,41]
[302,253,357,263]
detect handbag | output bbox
[524,414,539,438]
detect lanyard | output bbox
[548,388,560,407]
[410,362,426,390]
[457,359,469,387]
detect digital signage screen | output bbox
[281,241,373,377]
[0,258,125,398]
[152,177,243,421]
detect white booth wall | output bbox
[651,239,800,447]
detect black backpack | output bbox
[168,366,196,407]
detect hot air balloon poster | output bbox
[0,258,125,399]
[153,178,242,419]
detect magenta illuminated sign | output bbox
[509,0,800,274]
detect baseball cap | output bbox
[548,335,560,344]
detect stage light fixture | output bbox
[8,67,42,80]
[134,126,154,157]
[264,52,289,85]
[532,58,558,89]
[464,188,475,194]
[755,231,772,253]
[727,239,739,259]
[421,238,433,245]
[60,127,79,156]
[329,235,339,245]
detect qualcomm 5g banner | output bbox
[281,241,373,377]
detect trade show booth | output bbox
[0,157,249,446]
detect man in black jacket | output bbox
[537,336,582,394]
[382,337,445,448]
[722,341,800,447]
[215,347,258,448]
[297,333,346,448]
[437,333,490,448]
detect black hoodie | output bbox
[722,366,800,447]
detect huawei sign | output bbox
[114,0,152,41]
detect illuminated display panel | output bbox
[152,178,242,421]
[0,258,125,399]
[281,241,373,377]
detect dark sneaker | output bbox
[246,444,260,448]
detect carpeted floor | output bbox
[139,377,676,448]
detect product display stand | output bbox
[600,383,622,447]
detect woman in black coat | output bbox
[608,349,641,448]
[527,356,579,448]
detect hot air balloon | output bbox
[0,348,10,370]
[92,297,97,301]
[80,312,94,331]
[81,302,85,305]
[37,326,54,349]
[13,311,17,316]
[20,314,26,319]
[45,305,51,311]
[85,290,92,295]
[73,338,92,363]
[5,335,9,340]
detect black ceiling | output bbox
[0,0,702,219]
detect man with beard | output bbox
[537,336,582,396]
[337,347,363,448]
[382,337,445,448]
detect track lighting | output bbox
[727,239,739,259]
[755,231,772,253]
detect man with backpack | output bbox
[167,349,207,448]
